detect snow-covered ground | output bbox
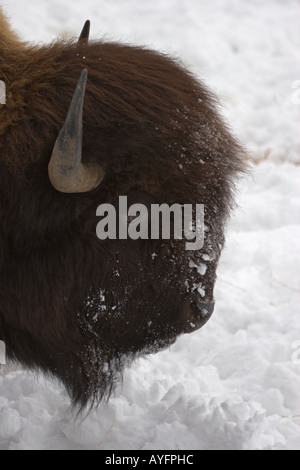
[1,0,300,450]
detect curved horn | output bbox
[78,20,90,45]
[48,68,105,193]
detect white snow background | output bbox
[0,0,300,450]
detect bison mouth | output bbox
[156,299,215,352]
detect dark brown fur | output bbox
[0,10,247,409]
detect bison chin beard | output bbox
[62,284,214,413]
[62,324,173,413]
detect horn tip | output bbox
[78,20,90,45]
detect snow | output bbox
[1,0,300,450]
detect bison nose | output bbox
[180,300,215,334]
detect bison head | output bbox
[0,12,246,409]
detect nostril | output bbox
[194,301,215,319]
[181,300,215,333]
[178,299,215,333]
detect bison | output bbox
[0,9,246,410]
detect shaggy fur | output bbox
[0,9,247,409]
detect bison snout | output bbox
[179,299,215,334]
